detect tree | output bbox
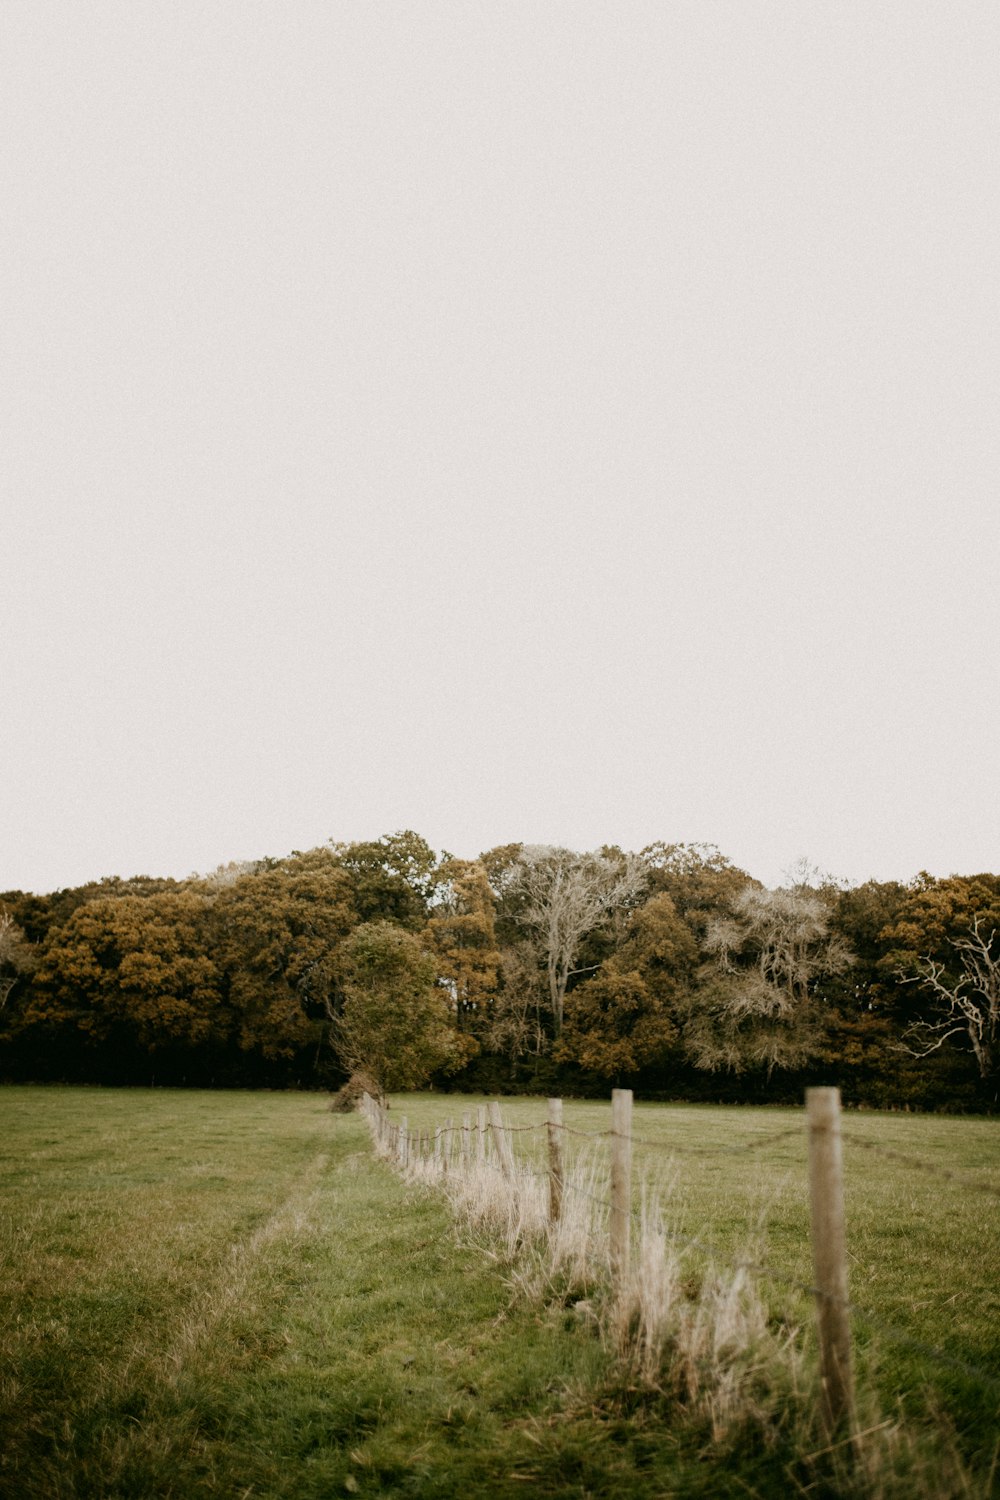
[28,890,224,1053]
[425,858,499,1040]
[684,884,854,1076]
[506,846,647,1037]
[487,938,549,1074]
[558,894,698,1079]
[328,831,438,930]
[641,842,755,935]
[332,921,464,1092]
[208,848,356,1064]
[898,916,1000,1082]
[880,873,1000,1086]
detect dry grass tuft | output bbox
[329,1071,383,1112]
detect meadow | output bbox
[1,1086,997,1498]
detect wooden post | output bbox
[806,1087,855,1435]
[610,1088,633,1291]
[461,1113,472,1168]
[547,1098,563,1226]
[434,1125,442,1168]
[444,1118,454,1175]
[476,1106,487,1164]
[399,1116,408,1168]
[488,1101,515,1179]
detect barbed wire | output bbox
[840,1130,1000,1203]
[548,1122,615,1141]
[386,1106,998,1196]
[364,1106,1000,1394]
[620,1125,804,1159]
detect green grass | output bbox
[1,1087,998,1498]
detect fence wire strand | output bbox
[616,1125,804,1159]
[360,1094,1000,1397]
[840,1130,1000,1203]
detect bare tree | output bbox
[687,885,854,1076]
[508,846,647,1036]
[706,885,854,1012]
[899,916,1000,1081]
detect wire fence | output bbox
[358,1088,1000,1422]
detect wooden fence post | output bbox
[488,1101,515,1179]
[610,1088,633,1292]
[444,1118,454,1175]
[461,1113,472,1169]
[547,1098,563,1226]
[806,1086,855,1436]
[399,1116,408,1168]
[476,1106,487,1165]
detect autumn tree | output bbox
[641,842,755,935]
[208,848,356,1063]
[486,938,549,1075]
[809,879,912,1095]
[425,858,499,1040]
[328,830,438,929]
[558,893,698,1079]
[332,920,465,1091]
[28,890,224,1054]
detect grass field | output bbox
[1,1086,997,1498]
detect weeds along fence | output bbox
[358,1088,1000,1441]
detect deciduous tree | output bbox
[558,895,698,1079]
[0,910,33,1014]
[29,891,224,1052]
[684,885,853,1075]
[209,848,356,1062]
[899,916,1000,1082]
[332,921,465,1091]
[507,846,647,1037]
[425,858,499,1040]
[328,830,438,929]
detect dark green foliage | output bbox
[3,839,999,1109]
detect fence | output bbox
[359,1087,1000,1440]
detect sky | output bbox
[3,2,998,896]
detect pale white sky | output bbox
[3,2,998,896]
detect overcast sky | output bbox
[3,2,998,896]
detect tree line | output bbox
[1,833,998,1110]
